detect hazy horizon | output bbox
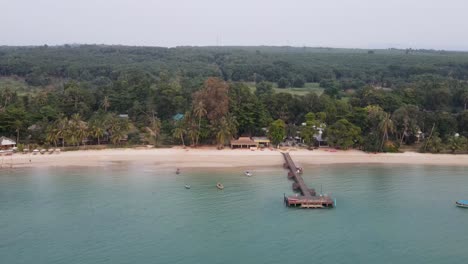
[1,0,467,51]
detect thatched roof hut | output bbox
[0,136,16,150]
[230,137,258,149]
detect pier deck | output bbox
[282,152,334,209]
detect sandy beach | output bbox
[2,147,468,169]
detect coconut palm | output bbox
[172,125,186,146]
[55,116,69,147]
[65,114,86,146]
[378,113,395,151]
[101,96,110,112]
[89,121,105,145]
[107,115,130,145]
[76,120,89,146]
[1,86,13,108]
[13,120,22,143]
[46,126,59,148]
[213,117,235,149]
[110,128,126,145]
[183,111,197,146]
[145,116,162,146]
[193,101,207,146]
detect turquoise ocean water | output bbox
[1,163,467,264]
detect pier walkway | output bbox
[282,152,334,209]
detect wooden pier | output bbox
[282,152,334,209]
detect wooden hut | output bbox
[230,137,258,149]
[0,136,16,150]
[252,137,270,147]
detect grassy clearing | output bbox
[246,82,323,96]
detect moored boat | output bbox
[456,200,468,208]
[245,171,252,177]
[216,182,224,190]
[185,184,191,189]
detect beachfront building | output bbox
[252,137,270,147]
[314,127,328,147]
[230,137,258,149]
[0,136,16,150]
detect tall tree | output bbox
[193,101,206,146]
[193,77,229,122]
[145,114,162,146]
[101,95,110,112]
[378,113,395,151]
[172,125,186,147]
[268,119,286,147]
[326,119,362,150]
[89,119,105,145]
[213,116,236,149]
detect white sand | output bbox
[2,147,468,169]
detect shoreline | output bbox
[1,148,468,170]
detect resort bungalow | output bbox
[252,137,270,147]
[0,136,16,150]
[230,137,258,149]
[313,127,328,147]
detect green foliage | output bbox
[326,119,362,150]
[447,136,467,153]
[255,82,274,98]
[422,134,443,153]
[292,76,305,88]
[212,115,237,149]
[1,46,468,152]
[277,77,290,88]
[362,133,381,152]
[268,119,286,147]
[382,140,399,153]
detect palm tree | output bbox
[55,116,69,147]
[378,113,395,151]
[76,120,88,146]
[101,96,110,112]
[111,128,126,145]
[107,115,130,145]
[67,114,82,146]
[145,116,162,146]
[172,125,186,146]
[89,121,105,145]
[1,87,13,109]
[183,111,197,146]
[46,126,59,148]
[193,101,207,146]
[213,117,234,149]
[13,120,22,144]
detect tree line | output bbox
[1,46,468,153]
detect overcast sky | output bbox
[1,0,467,50]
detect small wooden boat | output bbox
[245,171,252,177]
[216,182,224,190]
[185,185,191,189]
[176,168,180,175]
[456,200,468,208]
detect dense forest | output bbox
[1,45,468,153]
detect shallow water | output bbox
[1,164,467,264]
